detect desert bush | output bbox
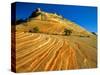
[29,26,39,33]
[79,35,84,37]
[91,32,97,36]
[64,28,72,36]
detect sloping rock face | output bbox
[16,8,93,36]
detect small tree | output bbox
[64,28,72,36]
[91,32,97,36]
[33,26,39,33]
[29,26,39,33]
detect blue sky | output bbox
[14,2,97,33]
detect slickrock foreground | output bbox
[11,32,97,72]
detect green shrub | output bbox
[33,27,39,33]
[64,28,72,36]
[29,26,39,33]
[91,32,97,36]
